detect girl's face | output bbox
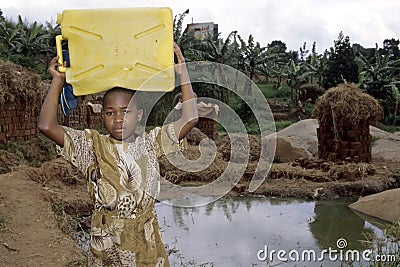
[102,91,143,142]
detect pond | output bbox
[155,195,391,267]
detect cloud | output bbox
[1,0,399,53]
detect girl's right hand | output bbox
[48,56,66,82]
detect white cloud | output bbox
[1,0,399,53]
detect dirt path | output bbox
[0,161,86,267]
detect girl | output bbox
[38,44,198,266]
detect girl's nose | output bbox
[114,113,124,123]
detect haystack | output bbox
[0,59,45,108]
[0,59,47,142]
[312,83,383,162]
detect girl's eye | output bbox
[105,111,113,116]
[124,110,131,114]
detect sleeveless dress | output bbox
[61,124,182,266]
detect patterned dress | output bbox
[61,124,182,266]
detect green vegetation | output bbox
[322,32,359,89]
[166,239,215,266]
[50,196,81,234]
[0,134,57,174]
[0,10,59,79]
[379,124,400,133]
[335,222,400,267]
[257,82,291,99]
[50,195,89,267]
[275,120,296,132]
[361,222,400,267]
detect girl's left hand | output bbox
[174,43,186,75]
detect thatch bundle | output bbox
[312,83,383,133]
[185,127,209,145]
[0,59,45,108]
[159,145,228,183]
[216,133,262,162]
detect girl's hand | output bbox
[48,56,66,82]
[174,43,187,76]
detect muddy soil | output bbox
[0,132,399,266]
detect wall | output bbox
[0,101,39,142]
[317,123,372,162]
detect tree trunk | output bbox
[246,67,254,96]
[233,70,239,93]
[244,79,252,96]
[264,73,269,84]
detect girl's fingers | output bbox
[174,46,184,64]
[48,57,63,74]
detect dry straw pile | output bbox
[312,83,383,136]
[0,59,46,109]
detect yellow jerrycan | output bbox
[56,7,174,96]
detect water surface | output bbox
[156,196,385,267]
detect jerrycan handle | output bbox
[56,35,68,73]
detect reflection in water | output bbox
[309,200,375,251]
[156,196,383,267]
[205,195,257,220]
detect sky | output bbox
[1,0,399,54]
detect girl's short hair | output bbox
[103,87,139,108]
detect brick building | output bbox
[0,59,103,143]
[0,60,44,142]
[312,83,383,162]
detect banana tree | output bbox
[286,59,314,114]
[389,83,400,124]
[256,44,288,88]
[195,32,237,79]
[173,9,189,43]
[188,31,238,103]
[0,15,51,72]
[270,62,288,89]
[0,19,22,57]
[357,44,400,122]
[357,45,400,85]
[41,21,61,71]
[15,19,45,57]
[173,9,198,61]
[237,34,266,95]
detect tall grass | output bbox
[363,222,400,267]
[340,222,400,267]
[0,134,57,174]
[256,81,291,99]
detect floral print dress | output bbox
[61,124,182,266]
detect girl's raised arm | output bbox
[172,44,198,140]
[38,56,66,146]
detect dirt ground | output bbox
[0,159,88,266]
[0,124,399,266]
